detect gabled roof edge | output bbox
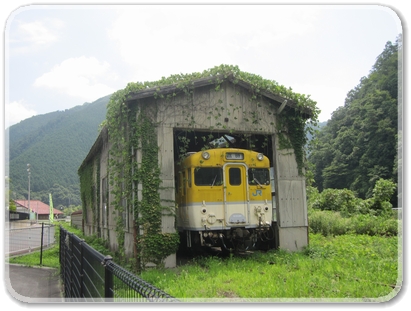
[125,74,313,118]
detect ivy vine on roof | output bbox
[106,64,319,119]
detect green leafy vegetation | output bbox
[307,178,399,237]
[7,245,60,268]
[140,233,399,300]
[308,36,401,204]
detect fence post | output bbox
[102,255,113,299]
[59,226,63,266]
[40,222,44,265]
[69,232,74,298]
[80,239,85,298]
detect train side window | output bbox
[194,167,223,186]
[229,167,241,186]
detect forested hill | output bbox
[7,94,110,207]
[308,37,401,203]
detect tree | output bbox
[308,36,400,205]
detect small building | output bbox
[79,65,317,269]
[14,200,64,221]
[71,210,83,230]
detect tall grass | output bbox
[308,209,399,237]
[141,233,400,301]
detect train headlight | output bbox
[257,153,264,161]
[202,151,210,160]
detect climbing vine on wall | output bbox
[276,108,310,175]
[79,160,94,223]
[101,64,319,270]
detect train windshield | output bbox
[194,167,223,186]
[248,168,270,186]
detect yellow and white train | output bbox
[176,148,275,254]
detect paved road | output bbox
[5,264,64,303]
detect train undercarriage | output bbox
[178,224,276,257]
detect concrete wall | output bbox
[272,146,308,251]
[71,213,83,230]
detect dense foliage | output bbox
[7,95,109,208]
[308,37,401,203]
[307,178,398,237]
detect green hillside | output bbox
[7,94,110,207]
[308,37,400,204]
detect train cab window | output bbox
[248,168,270,186]
[229,167,241,186]
[194,167,223,186]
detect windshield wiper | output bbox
[253,177,265,188]
[211,175,218,187]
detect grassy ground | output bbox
[140,233,401,302]
[7,245,60,268]
[7,225,401,302]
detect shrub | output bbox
[308,187,364,217]
[308,210,351,236]
[351,214,398,236]
[308,178,397,217]
[368,178,397,216]
[308,209,399,237]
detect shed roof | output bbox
[14,200,63,215]
[79,65,317,170]
[125,73,313,117]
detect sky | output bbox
[3,2,403,129]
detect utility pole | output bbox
[27,164,31,213]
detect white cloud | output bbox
[107,5,321,82]
[9,18,64,53]
[19,20,60,44]
[5,100,37,128]
[33,56,117,101]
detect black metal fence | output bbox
[59,226,179,302]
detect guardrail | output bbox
[5,223,55,257]
[59,226,179,302]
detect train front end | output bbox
[176,148,274,253]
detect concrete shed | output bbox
[79,65,316,269]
